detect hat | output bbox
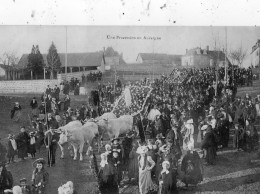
[217,113,224,119]
[20,178,27,183]
[166,138,173,144]
[162,160,170,167]
[29,131,36,136]
[136,146,148,154]
[156,133,165,139]
[8,134,14,139]
[186,119,193,124]
[201,125,208,131]
[112,150,119,156]
[32,158,46,168]
[111,137,119,143]
[105,144,111,151]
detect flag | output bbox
[112,85,153,117]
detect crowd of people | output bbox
[82,71,102,83]
[0,66,259,194]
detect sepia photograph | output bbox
[0,24,260,194]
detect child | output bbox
[28,132,36,159]
[99,153,116,190]
[7,134,17,164]
[111,151,122,187]
[158,161,177,194]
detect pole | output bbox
[225,27,228,85]
[114,64,116,101]
[65,26,68,80]
[44,67,46,80]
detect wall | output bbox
[251,47,260,67]
[181,55,194,66]
[193,55,210,68]
[0,79,58,94]
[105,56,120,66]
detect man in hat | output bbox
[122,132,134,169]
[15,127,30,161]
[19,178,32,194]
[38,101,46,121]
[201,125,217,165]
[30,97,38,117]
[53,85,60,101]
[44,126,59,167]
[11,102,22,122]
[216,113,229,148]
[28,132,36,159]
[233,123,246,151]
[136,115,147,143]
[45,85,51,95]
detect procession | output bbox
[0,63,259,194]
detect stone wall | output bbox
[0,79,59,94]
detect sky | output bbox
[0,26,259,67]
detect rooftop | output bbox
[18,52,105,68]
[137,53,182,64]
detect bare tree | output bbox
[228,46,247,68]
[0,52,19,66]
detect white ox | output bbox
[97,115,133,139]
[57,120,83,159]
[58,121,99,161]
[94,113,117,140]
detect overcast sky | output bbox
[0,26,259,67]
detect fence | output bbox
[0,79,58,94]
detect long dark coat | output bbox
[181,151,203,185]
[15,132,30,159]
[158,171,177,194]
[201,130,216,165]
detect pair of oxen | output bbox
[56,112,133,161]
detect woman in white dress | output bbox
[136,146,156,194]
[182,119,194,151]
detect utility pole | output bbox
[65,26,68,80]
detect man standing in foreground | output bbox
[44,126,59,167]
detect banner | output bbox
[112,85,153,117]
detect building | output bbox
[136,53,182,66]
[0,64,22,80]
[251,39,260,67]
[181,46,229,68]
[104,56,120,70]
[18,52,107,73]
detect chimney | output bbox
[206,45,209,51]
[186,49,188,54]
